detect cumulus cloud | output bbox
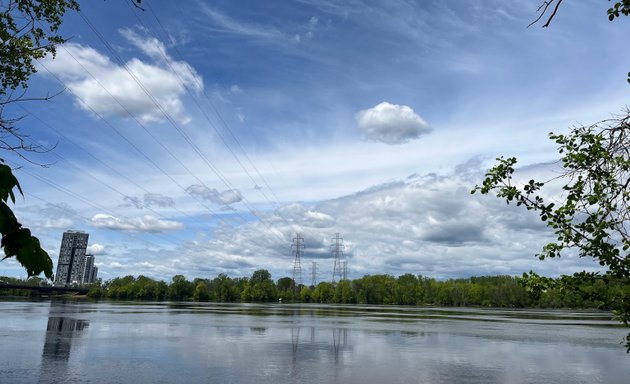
[163,161,596,281]
[355,102,430,145]
[90,214,183,232]
[18,202,77,230]
[41,29,203,124]
[124,193,175,209]
[186,185,243,205]
[303,210,336,228]
[70,160,602,282]
[87,243,107,255]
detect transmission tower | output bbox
[291,232,305,291]
[331,233,345,283]
[311,261,317,287]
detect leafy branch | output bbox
[0,159,52,277]
[473,112,630,350]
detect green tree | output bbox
[242,269,276,302]
[208,273,232,301]
[396,273,421,305]
[473,114,630,348]
[312,281,334,303]
[333,279,354,304]
[87,279,104,299]
[300,286,313,302]
[193,279,210,301]
[0,0,80,278]
[168,275,194,301]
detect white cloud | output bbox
[200,4,284,40]
[41,30,203,125]
[87,243,107,255]
[186,185,243,205]
[18,202,77,230]
[306,16,318,38]
[166,162,598,280]
[124,193,175,209]
[144,193,175,208]
[356,102,431,145]
[304,210,335,228]
[90,214,183,232]
[53,159,605,283]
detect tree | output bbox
[0,0,80,278]
[472,0,630,351]
[242,269,276,302]
[473,114,630,349]
[193,279,210,301]
[276,276,296,301]
[168,275,194,301]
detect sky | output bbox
[2,0,629,283]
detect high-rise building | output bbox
[82,254,96,284]
[54,231,89,286]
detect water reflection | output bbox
[289,326,349,361]
[39,301,89,382]
[250,327,267,335]
[43,316,89,360]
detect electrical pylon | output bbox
[331,233,345,283]
[291,232,304,292]
[311,261,317,287]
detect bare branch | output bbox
[528,0,564,28]
[543,0,564,28]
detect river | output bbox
[1,300,628,383]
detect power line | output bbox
[8,159,184,247]
[35,56,253,228]
[143,1,284,208]
[35,58,271,250]
[21,191,169,250]
[17,104,205,222]
[77,9,275,231]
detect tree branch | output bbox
[528,0,564,28]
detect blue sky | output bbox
[2,0,629,282]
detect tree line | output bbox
[37,270,622,310]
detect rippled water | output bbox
[1,300,629,383]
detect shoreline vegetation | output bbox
[2,270,628,311]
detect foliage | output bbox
[168,274,194,300]
[607,0,630,21]
[0,0,79,278]
[473,114,630,350]
[0,159,52,277]
[81,271,630,314]
[241,269,277,302]
[0,0,79,94]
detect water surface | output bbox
[1,300,628,383]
